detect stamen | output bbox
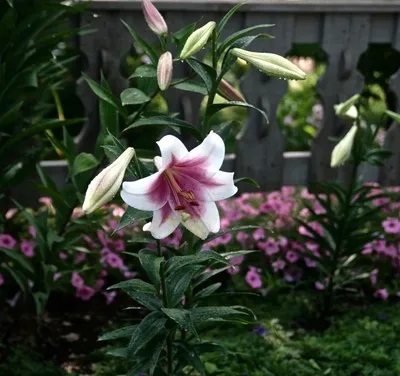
[189,201,200,207]
[174,205,186,211]
[163,169,197,212]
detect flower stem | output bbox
[157,240,173,375]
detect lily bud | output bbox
[142,0,168,36]
[180,21,216,60]
[334,94,360,119]
[82,148,135,214]
[218,79,246,102]
[330,125,357,168]
[157,51,173,91]
[230,48,306,80]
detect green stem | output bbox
[157,240,173,375]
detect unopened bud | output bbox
[334,94,360,120]
[330,125,357,168]
[142,0,168,36]
[218,79,246,102]
[82,148,135,214]
[180,21,216,60]
[230,48,306,81]
[157,51,173,91]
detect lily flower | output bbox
[121,132,238,239]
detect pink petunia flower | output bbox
[0,234,17,249]
[382,217,400,234]
[258,237,279,256]
[285,251,299,263]
[253,228,265,241]
[59,252,68,260]
[305,257,317,268]
[370,269,378,285]
[71,272,84,288]
[20,240,35,257]
[245,267,262,289]
[76,285,95,301]
[0,273,4,286]
[374,288,389,300]
[105,252,124,269]
[272,259,286,272]
[103,291,117,305]
[53,273,61,281]
[315,281,325,290]
[28,225,36,238]
[5,208,18,219]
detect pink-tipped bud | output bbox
[142,0,168,36]
[218,79,246,102]
[157,51,173,91]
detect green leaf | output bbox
[172,80,208,95]
[83,73,123,112]
[175,342,206,376]
[138,249,163,289]
[217,2,247,34]
[195,282,222,298]
[194,266,231,287]
[0,247,34,273]
[128,311,167,356]
[98,325,137,341]
[71,153,99,177]
[0,102,23,128]
[124,116,202,141]
[114,206,152,233]
[1,265,28,294]
[121,88,151,106]
[121,20,158,65]
[189,306,250,324]
[186,58,217,93]
[162,308,199,340]
[126,291,163,311]
[108,278,156,294]
[234,177,260,188]
[129,65,157,79]
[106,347,128,358]
[218,24,274,55]
[165,265,201,307]
[172,22,198,52]
[127,237,156,244]
[206,101,268,124]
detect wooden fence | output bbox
[54,1,400,193]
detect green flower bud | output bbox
[330,125,358,168]
[230,48,306,80]
[82,148,135,214]
[180,21,216,60]
[334,94,360,119]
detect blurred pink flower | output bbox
[94,279,105,290]
[382,217,400,234]
[123,271,137,279]
[71,272,84,288]
[305,257,317,268]
[105,252,124,269]
[258,237,279,256]
[281,186,295,198]
[0,234,17,249]
[113,239,125,252]
[39,197,53,207]
[75,253,87,263]
[245,267,262,289]
[278,236,289,248]
[299,208,310,218]
[370,269,378,285]
[315,281,325,290]
[300,188,314,200]
[0,273,4,286]
[53,273,61,281]
[362,243,374,255]
[112,206,125,217]
[236,231,249,246]
[253,228,265,241]
[28,225,36,238]
[103,291,117,305]
[59,252,68,260]
[76,285,95,301]
[20,240,34,257]
[286,251,299,263]
[272,259,286,272]
[374,288,389,300]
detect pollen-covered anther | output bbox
[189,201,200,207]
[179,190,196,201]
[174,205,186,211]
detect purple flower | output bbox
[272,259,286,272]
[20,240,34,257]
[284,267,302,283]
[71,272,84,288]
[252,325,269,336]
[59,252,68,260]
[258,237,279,256]
[305,257,317,268]
[105,252,124,269]
[76,285,95,301]
[113,239,125,252]
[53,273,61,281]
[285,251,299,263]
[245,267,262,289]
[315,281,325,290]
[253,228,265,241]
[103,291,117,305]
[382,217,400,234]
[0,273,4,286]
[374,289,389,301]
[28,225,36,238]
[0,234,17,249]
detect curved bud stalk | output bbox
[157,51,173,91]
[142,0,168,36]
[218,79,246,102]
[334,94,360,120]
[180,21,216,60]
[330,125,358,168]
[230,48,306,81]
[385,109,400,124]
[83,148,135,214]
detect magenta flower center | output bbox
[163,168,200,212]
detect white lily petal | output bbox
[205,171,238,201]
[181,131,225,177]
[182,201,220,239]
[157,135,188,168]
[144,204,181,239]
[121,172,167,211]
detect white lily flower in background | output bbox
[330,125,358,168]
[121,132,238,239]
[83,148,135,214]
